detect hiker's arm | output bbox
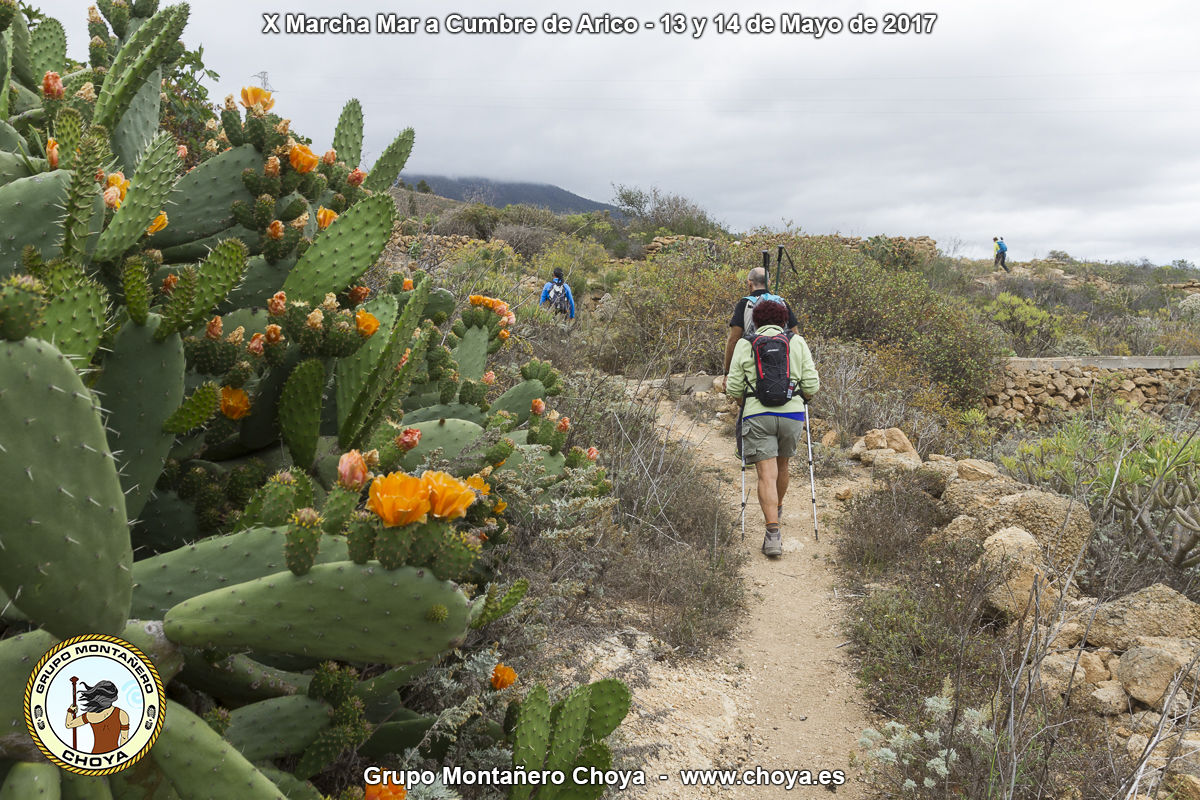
[539,284,550,304]
[725,339,750,400]
[794,337,820,400]
[723,327,742,375]
[567,286,575,318]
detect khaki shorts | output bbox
[741,414,804,463]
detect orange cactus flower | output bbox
[46,138,59,169]
[239,86,275,112]
[305,309,324,330]
[367,472,431,527]
[531,398,546,417]
[266,220,285,240]
[322,149,337,165]
[220,386,251,420]
[42,71,65,100]
[402,278,414,292]
[481,370,496,386]
[161,273,179,294]
[491,664,517,690]
[106,171,130,201]
[348,168,366,186]
[176,144,188,160]
[466,474,491,496]
[264,324,284,344]
[586,447,599,461]
[337,450,370,491]
[316,206,338,230]
[103,186,122,209]
[422,471,476,521]
[556,417,570,433]
[146,212,169,235]
[347,285,371,306]
[248,333,265,356]
[396,428,421,452]
[498,329,510,341]
[356,309,380,337]
[288,143,319,174]
[205,316,223,340]
[365,780,407,799]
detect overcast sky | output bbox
[58,0,1199,263]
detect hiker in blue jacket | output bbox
[994,236,1009,272]
[540,268,575,319]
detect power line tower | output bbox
[250,71,276,91]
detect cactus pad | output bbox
[282,193,396,304]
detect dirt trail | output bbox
[604,401,878,797]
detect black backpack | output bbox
[546,281,569,314]
[748,331,796,407]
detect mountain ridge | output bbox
[396,174,618,215]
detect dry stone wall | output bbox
[985,357,1200,424]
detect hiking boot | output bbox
[762,526,782,557]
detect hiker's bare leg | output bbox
[755,459,779,525]
[776,456,789,509]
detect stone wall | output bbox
[985,357,1200,424]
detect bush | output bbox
[432,202,501,239]
[612,184,727,239]
[491,223,557,259]
[984,291,1068,356]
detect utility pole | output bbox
[250,71,276,91]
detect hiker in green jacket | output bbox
[724,299,820,557]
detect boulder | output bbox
[872,450,922,476]
[1086,584,1200,651]
[1078,650,1110,684]
[820,429,839,448]
[859,448,895,466]
[1084,680,1129,716]
[957,459,1001,481]
[914,460,958,498]
[941,476,1025,519]
[979,527,1058,618]
[932,514,987,546]
[835,487,854,502]
[863,429,888,450]
[850,437,867,459]
[883,427,916,454]
[1113,638,1200,708]
[984,489,1093,572]
[927,454,955,463]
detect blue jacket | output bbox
[540,279,575,318]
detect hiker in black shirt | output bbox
[722,267,800,377]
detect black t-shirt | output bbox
[729,290,799,330]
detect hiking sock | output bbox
[766,522,780,534]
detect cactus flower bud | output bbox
[557,417,571,433]
[89,6,103,23]
[46,139,59,169]
[305,309,324,330]
[42,72,65,100]
[337,450,370,491]
[292,507,321,527]
[176,144,188,160]
[146,211,168,235]
[288,144,319,174]
[264,324,284,344]
[75,82,97,102]
[587,446,599,461]
[266,220,285,240]
[531,398,546,417]
[396,428,422,452]
[224,94,236,111]
[239,86,275,112]
[103,185,122,209]
[316,207,337,230]
[348,285,370,306]
[161,273,179,294]
[347,168,366,186]
[268,291,287,316]
[482,370,496,385]
[402,278,414,291]
[264,155,281,178]
[248,333,265,355]
[205,316,223,340]
[323,149,337,164]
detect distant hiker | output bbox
[724,299,819,558]
[994,236,1009,272]
[722,266,800,376]
[540,267,575,319]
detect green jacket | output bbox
[725,325,820,417]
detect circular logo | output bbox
[24,635,166,776]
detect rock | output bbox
[932,514,988,546]
[863,429,888,450]
[957,459,1001,481]
[941,476,1025,519]
[1085,680,1129,715]
[859,448,895,466]
[1086,584,1200,651]
[712,375,726,394]
[872,450,922,475]
[1114,639,1200,708]
[1050,621,1085,650]
[979,527,1058,618]
[914,461,958,498]
[927,454,955,463]
[883,427,916,454]
[850,437,867,459]
[835,487,854,501]
[820,430,839,448]
[1165,774,1200,800]
[984,489,1093,572]
[1078,650,1110,684]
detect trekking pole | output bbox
[761,250,770,290]
[737,408,747,542]
[803,404,819,541]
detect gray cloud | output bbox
[57,0,1200,262]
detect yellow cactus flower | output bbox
[367,472,431,527]
[220,386,251,420]
[356,309,380,337]
[288,143,319,174]
[491,664,517,690]
[466,474,491,496]
[239,86,275,112]
[316,207,338,230]
[146,212,168,235]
